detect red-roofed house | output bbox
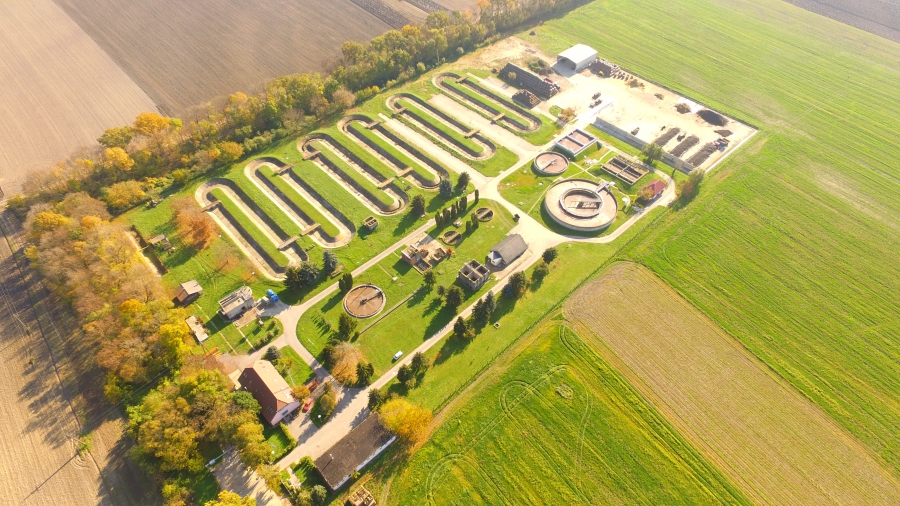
[238,359,300,425]
[643,179,667,201]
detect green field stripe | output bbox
[227,173,304,237]
[347,122,438,183]
[329,131,398,182]
[398,98,485,154]
[287,161,369,224]
[209,188,290,267]
[258,165,342,238]
[309,141,395,208]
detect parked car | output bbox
[392,351,404,362]
[266,289,279,303]
[302,398,314,413]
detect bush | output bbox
[263,345,281,362]
[439,178,453,198]
[503,271,528,299]
[285,261,320,291]
[338,313,357,339]
[542,247,558,263]
[315,383,337,420]
[311,484,328,506]
[323,250,338,273]
[233,391,260,414]
[368,388,386,410]
[532,261,550,281]
[456,171,470,191]
[410,194,426,216]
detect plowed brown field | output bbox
[0,0,157,192]
[565,262,900,506]
[52,0,393,114]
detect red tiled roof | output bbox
[238,360,295,425]
[645,179,667,197]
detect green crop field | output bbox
[296,202,515,376]
[346,121,439,184]
[257,165,342,238]
[530,0,900,476]
[384,322,749,505]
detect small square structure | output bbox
[554,129,597,159]
[458,260,490,291]
[363,216,379,231]
[184,315,209,343]
[315,414,396,490]
[218,286,255,320]
[557,44,598,73]
[400,233,447,273]
[175,280,203,305]
[488,234,528,268]
[237,359,300,426]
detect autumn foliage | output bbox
[379,398,433,446]
[173,197,217,249]
[25,192,190,401]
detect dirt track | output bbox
[566,262,900,506]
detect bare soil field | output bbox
[565,262,900,506]
[0,0,157,192]
[52,0,393,114]
[784,0,900,43]
[0,212,160,505]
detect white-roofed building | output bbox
[557,44,598,73]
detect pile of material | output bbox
[698,109,728,126]
[513,89,541,107]
[590,58,620,77]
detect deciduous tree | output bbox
[379,398,432,446]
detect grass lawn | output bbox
[257,165,342,238]
[187,471,220,505]
[296,201,516,377]
[384,322,751,505]
[209,188,291,266]
[277,345,315,386]
[443,77,529,126]
[531,0,900,477]
[346,121,439,184]
[262,422,295,461]
[397,97,485,155]
[241,316,283,350]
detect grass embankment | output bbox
[296,202,514,377]
[386,322,751,505]
[443,78,528,125]
[346,121,438,183]
[257,165,342,238]
[397,98,485,154]
[441,78,559,146]
[209,188,291,267]
[532,0,900,477]
[309,140,396,209]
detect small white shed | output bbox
[557,44,598,72]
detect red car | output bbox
[302,398,314,413]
